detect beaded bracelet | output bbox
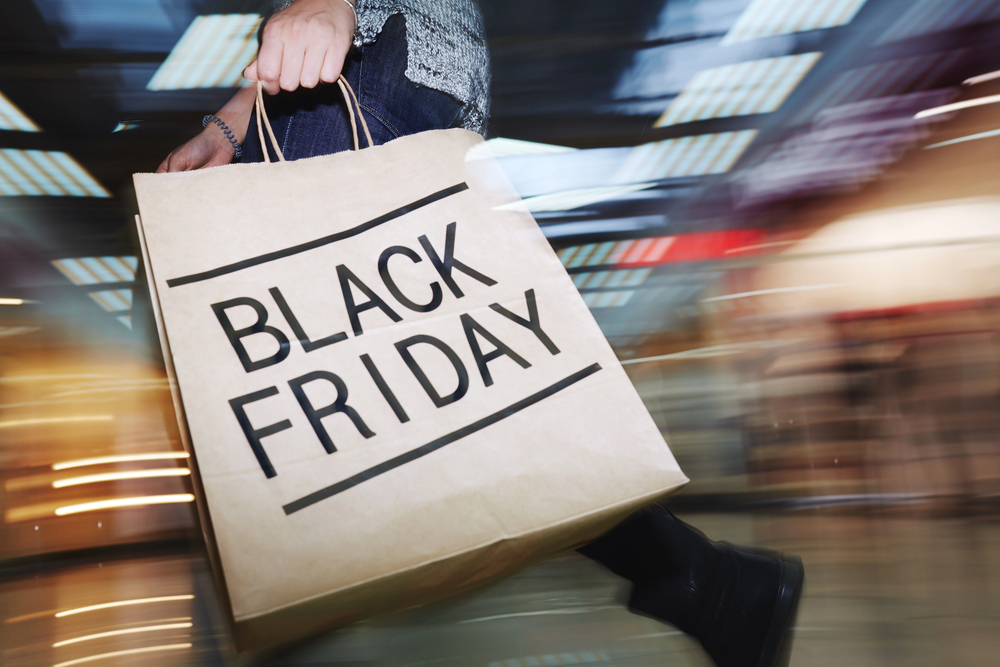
[202,114,242,158]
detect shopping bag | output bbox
[134,80,687,651]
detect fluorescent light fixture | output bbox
[722,0,868,44]
[0,90,40,132]
[53,622,192,647]
[582,291,636,308]
[53,468,191,488]
[0,416,113,430]
[497,183,656,213]
[52,643,192,667]
[55,595,195,618]
[87,289,132,312]
[914,93,1000,119]
[0,298,24,305]
[573,269,652,290]
[613,131,758,183]
[117,315,133,330]
[147,14,262,90]
[55,494,196,516]
[925,127,1000,149]
[51,257,138,286]
[560,238,676,269]
[0,150,109,197]
[53,452,189,471]
[655,53,821,127]
[965,70,1000,86]
[466,137,577,161]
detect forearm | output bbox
[212,85,257,144]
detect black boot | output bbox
[578,505,804,667]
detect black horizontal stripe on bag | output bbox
[283,362,603,515]
[166,182,469,287]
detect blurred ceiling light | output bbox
[925,127,1000,149]
[792,52,965,124]
[0,326,41,339]
[147,14,262,90]
[53,452,189,470]
[55,494,195,516]
[879,0,1000,44]
[87,289,132,313]
[53,468,191,488]
[655,53,821,127]
[55,595,195,618]
[496,183,656,213]
[914,93,1000,119]
[0,150,109,197]
[621,339,800,365]
[582,290,637,309]
[53,622,192,647]
[112,121,141,132]
[51,256,137,286]
[722,0,868,44]
[702,283,847,302]
[0,416,112,430]
[466,137,576,161]
[613,131,758,183]
[964,70,1000,86]
[0,298,24,305]
[559,229,766,271]
[52,643,192,667]
[0,90,41,132]
[117,315,132,330]
[574,269,652,290]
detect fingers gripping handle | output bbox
[254,78,373,164]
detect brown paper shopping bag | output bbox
[134,80,687,651]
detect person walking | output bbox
[157,2,804,665]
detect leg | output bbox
[578,505,803,667]
[241,13,464,163]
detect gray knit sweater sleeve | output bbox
[263,0,490,135]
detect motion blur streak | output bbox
[52,452,189,470]
[914,92,1000,118]
[0,416,113,429]
[964,69,1000,85]
[51,643,192,667]
[52,468,191,488]
[2,0,1000,664]
[54,494,196,516]
[54,595,195,618]
[52,622,193,647]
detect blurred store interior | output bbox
[2,0,1000,665]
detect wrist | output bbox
[202,114,243,158]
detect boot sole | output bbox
[756,555,804,667]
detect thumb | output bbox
[243,60,259,82]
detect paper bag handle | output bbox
[254,76,374,164]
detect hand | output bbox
[244,0,357,95]
[157,87,256,172]
[156,127,240,173]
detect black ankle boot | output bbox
[578,506,804,667]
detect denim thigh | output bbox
[241,13,464,163]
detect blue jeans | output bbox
[241,14,464,163]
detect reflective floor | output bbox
[5,511,999,666]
